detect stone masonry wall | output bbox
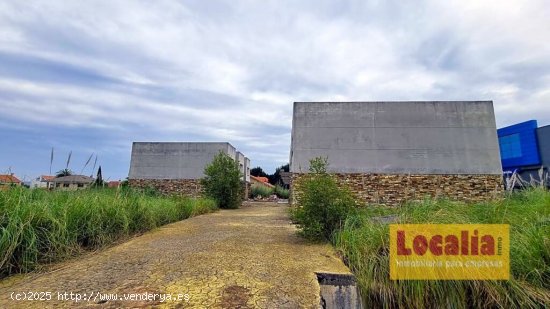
[129,179,203,197]
[290,173,503,206]
[130,179,251,200]
[243,181,251,199]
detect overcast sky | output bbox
[1,0,549,181]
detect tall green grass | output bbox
[250,184,289,199]
[274,185,290,199]
[334,188,550,308]
[250,185,274,198]
[0,187,217,278]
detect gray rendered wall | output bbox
[536,125,550,166]
[244,157,251,182]
[129,142,236,179]
[236,151,246,181]
[290,101,502,175]
[234,152,251,183]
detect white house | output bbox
[30,175,55,189]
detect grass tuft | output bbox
[0,187,217,278]
[334,188,550,308]
[274,185,290,199]
[250,185,274,198]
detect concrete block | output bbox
[290,101,502,175]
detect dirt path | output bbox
[0,202,350,308]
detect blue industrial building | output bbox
[497,120,550,184]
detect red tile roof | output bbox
[108,181,121,188]
[251,176,274,188]
[41,175,55,181]
[251,176,269,183]
[0,174,21,184]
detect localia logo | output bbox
[389,224,509,280]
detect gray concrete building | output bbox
[244,157,251,183]
[129,142,250,196]
[537,125,550,173]
[235,151,251,196]
[290,101,504,205]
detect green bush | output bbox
[290,157,357,241]
[0,187,216,277]
[201,151,243,209]
[250,185,273,198]
[274,185,289,199]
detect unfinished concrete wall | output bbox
[236,151,246,180]
[290,101,503,205]
[244,157,251,183]
[129,142,235,180]
[235,151,252,198]
[291,101,502,174]
[129,142,241,196]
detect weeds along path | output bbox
[0,202,350,308]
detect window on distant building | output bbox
[499,133,522,159]
[63,183,70,188]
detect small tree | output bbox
[291,157,357,241]
[56,169,73,177]
[202,151,243,209]
[92,166,105,187]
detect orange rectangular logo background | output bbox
[390,224,509,280]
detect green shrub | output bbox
[201,151,243,209]
[334,188,550,308]
[250,185,273,198]
[0,187,216,278]
[290,157,357,241]
[274,185,289,199]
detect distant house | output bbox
[31,175,55,189]
[251,175,274,189]
[107,181,121,188]
[53,175,94,190]
[252,176,269,184]
[0,174,21,189]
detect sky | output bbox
[1,0,549,181]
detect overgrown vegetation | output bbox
[335,189,550,308]
[0,187,217,278]
[249,184,289,199]
[201,151,243,209]
[274,185,289,199]
[292,156,549,307]
[290,157,356,240]
[250,185,273,198]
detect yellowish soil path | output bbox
[0,202,350,308]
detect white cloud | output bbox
[0,0,549,176]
